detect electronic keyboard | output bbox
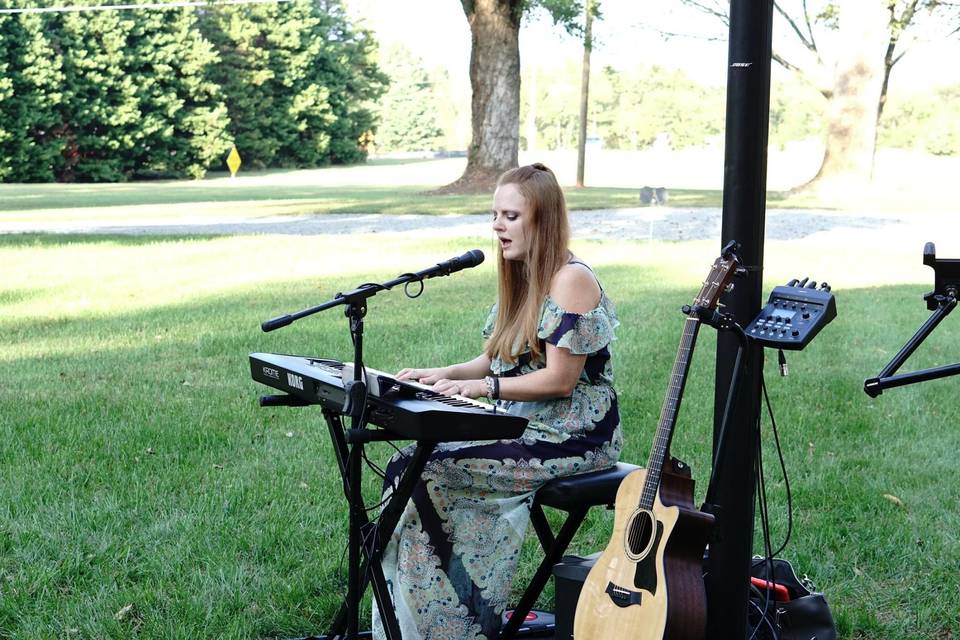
[249,352,528,442]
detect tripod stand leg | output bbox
[325,442,435,640]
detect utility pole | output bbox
[575,0,593,188]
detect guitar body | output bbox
[574,460,714,640]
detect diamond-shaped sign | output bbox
[226,145,241,177]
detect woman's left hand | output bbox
[433,378,483,399]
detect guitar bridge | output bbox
[605,581,642,608]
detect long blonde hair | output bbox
[485,163,570,364]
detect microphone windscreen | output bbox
[465,249,484,267]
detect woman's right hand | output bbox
[396,367,450,385]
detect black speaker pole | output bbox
[705,0,774,637]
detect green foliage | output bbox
[878,85,960,156]
[769,72,827,149]
[0,3,230,182]
[525,0,588,35]
[374,45,445,153]
[522,59,582,150]
[198,0,386,169]
[520,59,824,153]
[0,0,385,182]
[53,9,142,181]
[0,13,64,182]
[124,9,231,179]
[590,64,725,150]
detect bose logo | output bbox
[730,62,753,68]
[262,367,280,380]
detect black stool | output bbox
[500,462,640,640]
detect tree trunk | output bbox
[805,2,889,191]
[436,0,520,194]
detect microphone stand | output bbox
[265,282,401,640]
[260,253,483,640]
[267,285,395,640]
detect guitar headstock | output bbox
[691,241,742,313]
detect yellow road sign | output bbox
[226,145,241,177]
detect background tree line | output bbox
[376,45,960,158]
[0,0,384,182]
[376,0,959,193]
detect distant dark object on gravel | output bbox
[640,186,669,205]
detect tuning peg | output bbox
[724,282,735,293]
[735,267,748,278]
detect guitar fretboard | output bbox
[639,316,701,510]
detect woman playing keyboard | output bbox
[377,163,621,640]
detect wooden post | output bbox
[575,0,593,188]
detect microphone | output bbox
[412,250,484,280]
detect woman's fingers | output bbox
[396,368,420,380]
[432,379,461,397]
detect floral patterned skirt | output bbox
[372,396,620,640]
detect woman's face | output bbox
[492,182,531,261]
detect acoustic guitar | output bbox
[573,244,741,639]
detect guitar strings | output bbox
[640,319,699,508]
[632,317,702,553]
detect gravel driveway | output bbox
[0,207,929,243]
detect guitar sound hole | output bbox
[625,510,656,559]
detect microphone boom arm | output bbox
[864,242,960,397]
[260,250,484,333]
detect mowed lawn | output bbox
[0,157,719,224]
[5,151,960,226]
[2,228,959,639]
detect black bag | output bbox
[747,556,837,640]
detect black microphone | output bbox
[412,249,484,280]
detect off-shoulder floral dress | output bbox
[374,270,621,640]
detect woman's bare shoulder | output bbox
[549,262,601,313]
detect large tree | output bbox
[440,0,584,193]
[680,0,960,190]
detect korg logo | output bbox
[287,372,304,390]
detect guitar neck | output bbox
[640,316,701,510]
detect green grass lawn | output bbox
[11,155,957,226]
[0,159,719,223]
[2,232,959,638]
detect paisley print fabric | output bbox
[374,285,621,640]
